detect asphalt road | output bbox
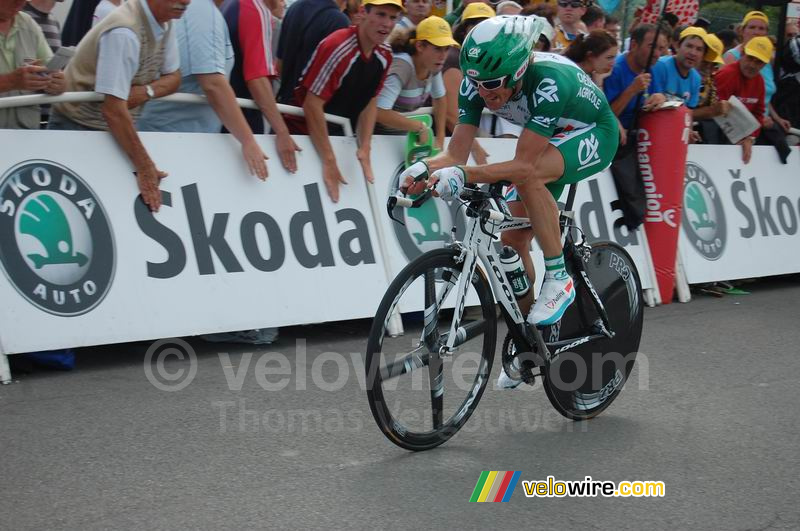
[2,278,800,530]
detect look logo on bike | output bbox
[400,15,619,387]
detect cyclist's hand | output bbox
[429,166,466,199]
[399,160,429,195]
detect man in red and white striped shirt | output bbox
[223,0,301,173]
[291,0,403,202]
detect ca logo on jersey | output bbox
[459,78,479,101]
[535,78,559,105]
[577,133,602,171]
[532,115,556,128]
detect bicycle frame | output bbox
[431,184,614,366]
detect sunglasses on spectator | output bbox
[467,75,507,91]
[558,1,584,7]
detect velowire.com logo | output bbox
[0,160,115,316]
[682,162,726,261]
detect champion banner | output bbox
[639,106,692,303]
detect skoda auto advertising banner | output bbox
[680,145,800,283]
[0,130,389,353]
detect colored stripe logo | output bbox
[469,471,521,502]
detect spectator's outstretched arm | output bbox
[356,97,378,184]
[102,95,165,212]
[692,100,730,121]
[375,107,430,144]
[768,103,792,132]
[304,92,346,202]
[432,96,446,152]
[246,76,301,173]
[128,71,181,110]
[196,73,269,181]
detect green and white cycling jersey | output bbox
[458,52,619,197]
[458,52,612,137]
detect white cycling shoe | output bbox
[528,273,576,327]
[497,363,523,389]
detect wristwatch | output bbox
[145,84,155,99]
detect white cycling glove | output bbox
[398,161,429,192]
[430,166,466,200]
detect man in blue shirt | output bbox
[603,23,669,130]
[651,26,705,109]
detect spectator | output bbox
[343,0,363,24]
[693,16,711,32]
[714,36,774,164]
[0,0,65,129]
[61,0,100,45]
[93,0,121,25]
[495,1,521,16]
[290,0,402,202]
[553,0,588,52]
[722,11,790,137]
[48,0,187,212]
[716,28,738,54]
[581,4,604,32]
[692,32,731,144]
[603,23,668,131]
[773,32,800,132]
[443,0,489,27]
[376,16,455,149]
[137,0,268,180]
[23,0,61,51]
[604,14,620,42]
[651,26,704,109]
[222,0,300,173]
[395,0,430,31]
[442,1,491,163]
[276,0,348,107]
[563,29,617,87]
[521,2,555,26]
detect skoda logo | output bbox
[388,163,461,262]
[0,160,115,316]
[682,162,725,261]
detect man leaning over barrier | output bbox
[48,0,190,212]
[288,0,403,202]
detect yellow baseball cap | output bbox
[742,10,769,26]
[703,33,724,64]
[744,35,774,64]
[414,16,460,47]
[362,0,405,10]
[462,3,496,21]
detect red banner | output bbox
[641,0,699,26]
[638,107,692,303]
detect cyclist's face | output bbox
[478,81,514,110]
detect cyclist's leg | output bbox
[519,120,619,326]
[500,187,536,314]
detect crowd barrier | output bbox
[0,93,798,384]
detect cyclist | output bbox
[400,15,619,387]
